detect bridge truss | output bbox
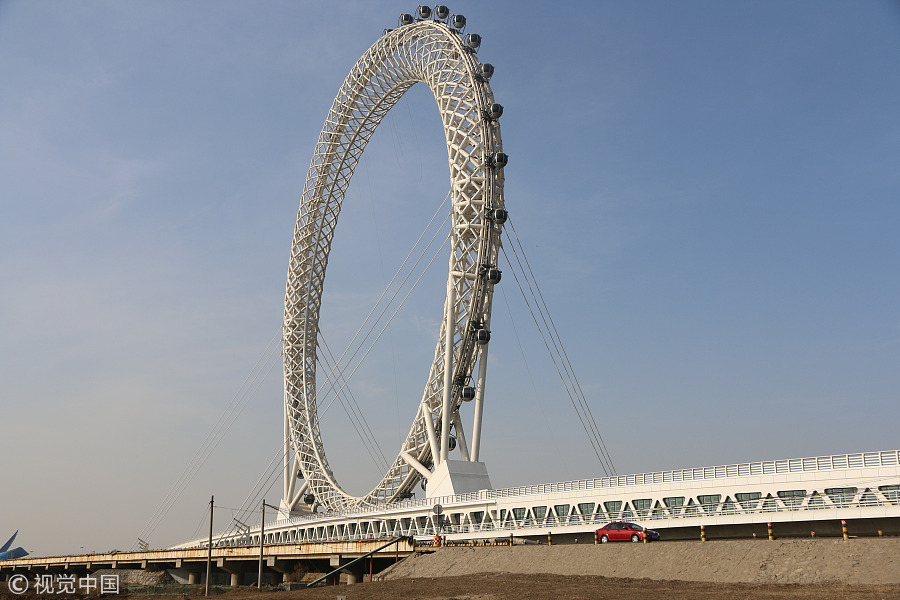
[176,449,900,547]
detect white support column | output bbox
[451,411,470,461]
[470,292,493,462]
[283,399,291,500]
[470,346,489,461]
[422,404,440,464]
[286,451,300,504]
[440,278,456,464]
[400,452,433,481]
[288,480,309,511]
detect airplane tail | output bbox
[0,531,28,560]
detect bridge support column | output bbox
[265,557,291,585]
[217,559,244,587]
[188,572,199,585]
[330,555,364,585]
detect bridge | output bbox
[0,540,415,587]
[173,449,900,549]
[5,7,899,589]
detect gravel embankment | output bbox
[382,538,900,585]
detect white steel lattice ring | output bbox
[282,19,506,512]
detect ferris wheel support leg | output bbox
[451,411,470,461]
[440,278,457,465]
[286,450,302,504]
[422,404,440,465]
[283,400,291,500]
[470,345,489,462]
[400,451,433,481]
[289,480,309,508]
[280,479,309,514]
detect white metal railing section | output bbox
[269,449,900,527]
[182,449,900,548]
[247,487,899,544]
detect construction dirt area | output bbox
[3,538,900,599]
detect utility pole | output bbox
[257,499,265,589]
[205,495,213,597]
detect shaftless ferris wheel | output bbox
[280,6,509,514]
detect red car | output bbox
[596,521,660,543]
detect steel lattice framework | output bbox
[281,17,506,513]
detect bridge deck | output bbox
[0,540,415,576]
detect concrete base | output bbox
[278,498,315,519]
[426,460,492,499]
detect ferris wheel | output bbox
[280,7,508,514]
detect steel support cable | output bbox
[202,229,454,545]
[213,220,448,545]
[311,191,449,405]
[134,329,280,546]
[502,237,617,478]
[215,439,288,545]
[312,233,450,427]
[216,449,286,546]
[505,218,617,474]
[188,503,211,546]
[500,220,608,462]
[222,336,395,544]
[318,335,391,473]
[497,284,565,464]
[133,328,283,549]
[501,235,615,476]
[500,238,615,476]
[361,153,404,446]
[158,351,284,548]
[233,208,449,521]
[318,346,391,474]
[500,243,609,474]
[306,166,393,475]
[313,207,450,417]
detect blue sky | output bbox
[1,1,898,555]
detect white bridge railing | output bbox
[272,449,900,527]
[177,449,900,548]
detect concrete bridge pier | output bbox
[216,559,244,587]
[187,572,199,585]
[330,555,364,584]
[266,557,294,585]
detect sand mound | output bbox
[382,538,900,585]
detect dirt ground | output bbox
[5,575,900,600]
